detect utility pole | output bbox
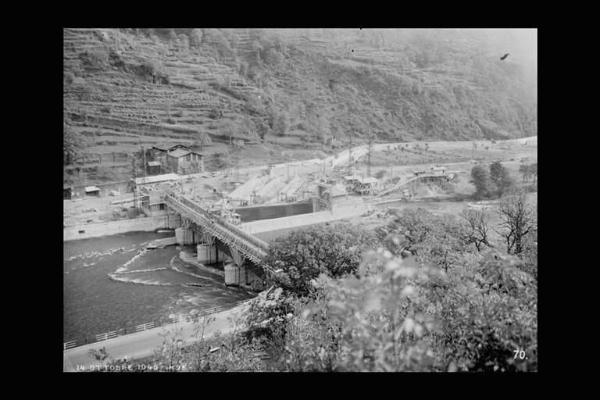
[348,135,353,175]
[132,156,138,210]
[167,84,173,120]
[141,144,147,177]
[367,133,373,177]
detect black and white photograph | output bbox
[63,28,537,373]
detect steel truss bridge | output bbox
[164,192,269,265]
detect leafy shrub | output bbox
[64,71,75,85]
[490,161,514,197]
[267,226,536,372]
[203,29,235,61]
[264,47,284,66]
[263,223,378,296]
[470,165,495,199]
[208,108,223,120]
[379,208,470,272]
[243,287,295,343]
[271,111,290,137]
[79,50,109,69]
[189,28,203,48]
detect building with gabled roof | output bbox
[167,148,204,174]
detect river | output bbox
[63,231,253,345]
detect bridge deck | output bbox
[164,193,269,264]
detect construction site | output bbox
[63,29,538,370]
[64,134,537,285]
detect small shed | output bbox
[147,161,161,175]
[63,186,72,200]
[355,177,379,195]
[85,186,101,197]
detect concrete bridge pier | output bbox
[175,218,197,245]
[175,227,197,245]
[224,248,246,286]
[223,248,263,288]
[197,243,218,264]
[194,228,223,265]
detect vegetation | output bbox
[497,191,537,255]
[490,161,514,197]
[263,224,379,297]
[471,161,515,199]
[460,209,493,251]
[107,199,536,372]
[471,165,495,199]
[519,163,538,185]
[63,121,86,165]
[79,50,109,70]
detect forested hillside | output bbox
[63,28,537,180]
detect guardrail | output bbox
[64,340,77,350]
[96,330,119,342]
[63,300,250,351]
[135,322,155,332]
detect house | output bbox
[151,144,190,166]
[151,145,170,166]
[166,148,204,174]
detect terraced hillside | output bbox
[63,28,536,185]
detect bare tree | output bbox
[461,208,493,251]
[496,191,536,255]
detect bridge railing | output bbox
[166,193,269,253]
[165,195,267,264]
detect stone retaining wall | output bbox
[64,213,181,241]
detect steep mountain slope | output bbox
[63,28,536,183]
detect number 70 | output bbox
[513,349,526,359]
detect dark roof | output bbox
[152,144,190,152]
[169,144,189,151]
[152,145,170,152]
[168,149,202,158]
[168,149,191,158]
